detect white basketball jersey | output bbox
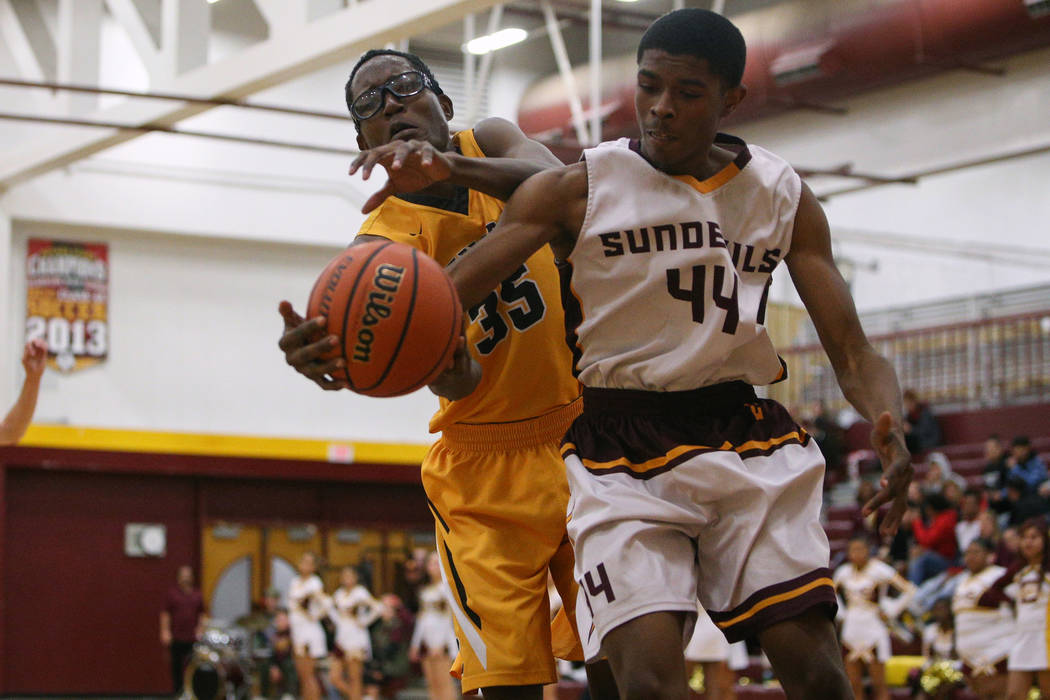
[563,135,801,391]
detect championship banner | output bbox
[25,239,109,373]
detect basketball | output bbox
[306,240,462,397]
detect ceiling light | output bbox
[464,28,528,55]
[207,0,221,4]
[615,0,642,3]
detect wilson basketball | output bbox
[306,240,462,397]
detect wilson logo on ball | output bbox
[353,263,405,363]
[306,240,463,397]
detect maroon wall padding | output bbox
[936,402,1050,446]
[0,455,430,695]
[843,402,1050,454]
[3,470,197,695]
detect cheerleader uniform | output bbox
[952,565,1014,677]
[684,605,749,670]
[288,574,329,659]
[834,558,916,663]
[1005,565,1050,671]
[922,622,955,661]
[332,584,383,661]
[410,583,458,657]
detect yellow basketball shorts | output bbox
[423,399,585,693]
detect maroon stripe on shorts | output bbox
[707,568,838,643]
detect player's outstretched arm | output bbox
[785,182,912,537]
[447,163,588,311]
[350,118,563,213]
[0,339,47,446]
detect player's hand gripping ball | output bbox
[307,240,462,397]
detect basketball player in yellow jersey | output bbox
[277,50,613,700]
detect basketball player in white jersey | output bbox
[446,9,912,699]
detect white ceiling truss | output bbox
[0,0,502,191]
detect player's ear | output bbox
[439,94,454,122]
[720,84,747,119]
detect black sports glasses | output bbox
[351,70,434,121]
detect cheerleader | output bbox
[409,552,458,700]
[1005,520,1050,700]
[953,538,1014,700]
[288,551,328,700]
[915,597,961,700]
[834,538,916,700]
[329,566,384,700]
[921,597,956,662]
[684,604,748,700]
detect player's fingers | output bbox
[361,150,387,180]
[420,143,433,167]
[277,300,308,327]
[878,490,910,538]
[391,142,415,170]
[348,151,369,176]
[280,321,333,354]
[277,320,324,352]
[862,488,892,517]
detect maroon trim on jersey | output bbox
[628,132,752,173]
[708,567,838,643]
[556,259,585,378]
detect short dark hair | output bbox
[971,536,994,552]
[636,9,746,89]
[345,48,444,120]
[1012,435,1032,448]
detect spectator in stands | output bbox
[889,482,923,566]
[1005,436,1048,493]
[955,489,984,553]
[850,479,880,541]
[0,339,47,446]
[982,435,1010,492]
[1002,477,1050,527]
[392,548,427,615]
[909,493,959,585]
[921,453,965,497]
[902,389,941,454]
[806,401,847,474]
[260,608,298,700]
[364,594,414,700]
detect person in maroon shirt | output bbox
[908,492,959,585]
[160,565,207,695]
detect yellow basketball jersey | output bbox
[358,129,580,432]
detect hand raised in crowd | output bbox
[350,139,454,214]
[22,338,47,378]
[862,411,914,538]
[277,301,349,391]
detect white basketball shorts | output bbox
[562,382,837,660]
